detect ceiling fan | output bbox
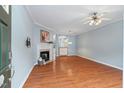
[83,12,110,26]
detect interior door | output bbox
[0,5,11,88]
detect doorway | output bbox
[0,5,11,88]
[58,35,68,56]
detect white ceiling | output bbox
[26,5,124,35]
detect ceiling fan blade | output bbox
[83,21,90,24]
[101,18,111,20]
[81,17,92,22]
[99,11,109,15]
[98,13,104,17]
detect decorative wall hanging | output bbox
[26,37,31,48]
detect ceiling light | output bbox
[89,20,94,25]
[89,18,102,26]
[83,12,110,26]
[95,21,99,25]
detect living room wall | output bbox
[77,20,123,70]
[12,6,34,87]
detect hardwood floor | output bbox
[23,56,122,88]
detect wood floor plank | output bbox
[23,56,122,88]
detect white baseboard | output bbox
[19,63,35,88]
[77,55,123,70]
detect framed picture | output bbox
[40,30,49,42]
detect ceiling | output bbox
[26,5,124,35]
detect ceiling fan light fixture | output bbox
[94,20,99,25]
[89,22,93,25]
[89,20,94,25]
[98,19,102,23]
[89,18,102,26]
[84,12,110,26]
[91,20,94,23]
[95,21,99,25]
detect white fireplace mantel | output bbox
[37,43,54,62]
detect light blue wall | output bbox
[77,21,123,70]
[68,36,77,55]
[12,6,34,88]
[32,25,40,63]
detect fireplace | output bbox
[40,51,50,61]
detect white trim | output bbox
[24,6,36,23]
[34,22,57,33]
[77,55,123,70]
[19,63,35,88]
[25,6,57,34]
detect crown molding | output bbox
[24,6,36,23]
[34,22,57,33]
[24,6,57,34]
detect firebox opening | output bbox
[40,51,50,61]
